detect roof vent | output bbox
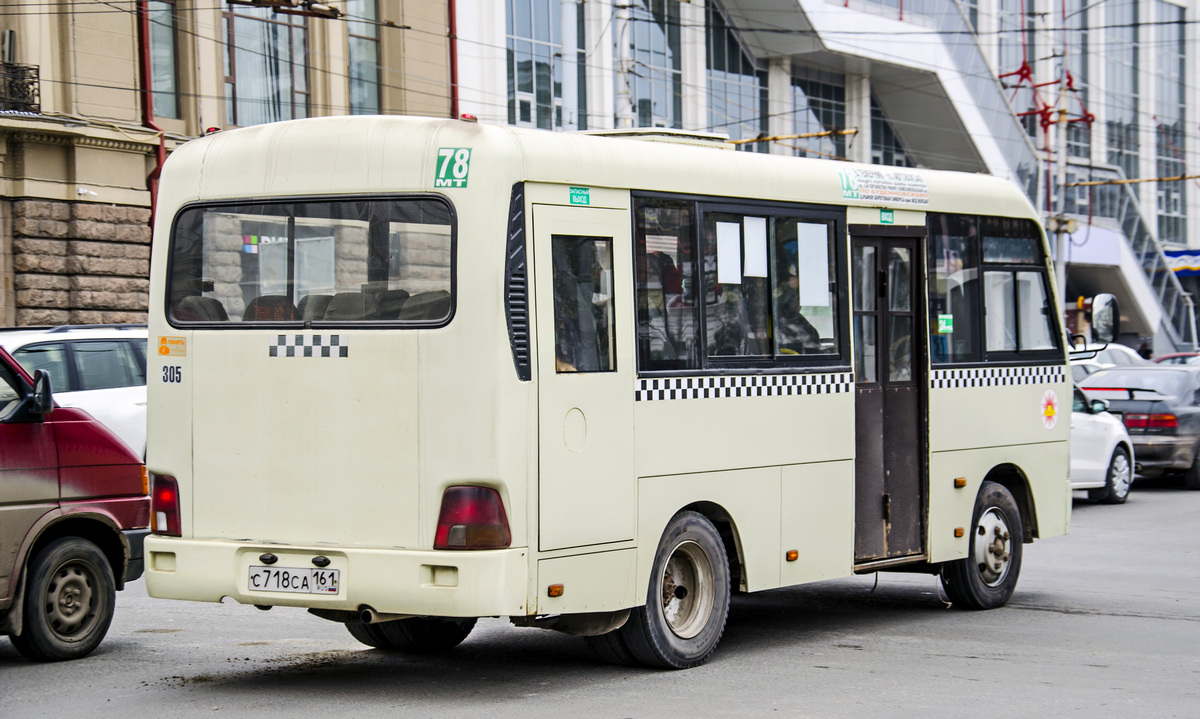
[582,128,733,150]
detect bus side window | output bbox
[551,235,616,373]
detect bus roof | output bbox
[159,115,1039,222]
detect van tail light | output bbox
[1124,413,1178,429]
[434,486,511,550]
[151,474,181,537]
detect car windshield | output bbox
[1084,369,1190,398]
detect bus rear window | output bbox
[167,197,454,325]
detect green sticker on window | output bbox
[569,187,590,206]
[938,314,954,334]
[434,148,471,188]
[880,209,895,224]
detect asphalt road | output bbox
[2,479,1198,719]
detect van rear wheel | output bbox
[345,617,476,653]
[10,537,116,662]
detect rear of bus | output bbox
[143,117,534,626]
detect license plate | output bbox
[248,565,340,595]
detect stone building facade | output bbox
[7,199,151,326]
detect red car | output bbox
[0,346,149,661]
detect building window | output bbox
[792,68,846,160]
[706,2,767,151]
[1155,0,1186,245]
[148,0,179,119]
[507,0,563,129]
[871,98,913,167]
[1064,0,1090,159]
[223,6,309,127]
[1105,0,1139,180]
[347,0,380,114]
[620,0,682,129]
[961,0,979,30]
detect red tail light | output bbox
[1124,413,1178,429]
[151,474,181,537]
[434,486,511,550]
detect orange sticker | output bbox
[158,336,187,357]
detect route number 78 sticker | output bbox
[435,148,471,188]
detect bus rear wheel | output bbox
[345,617,476,653]
[610,511,730,669]
[940,481,1023,610]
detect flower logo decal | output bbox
[1042,390,1059,430]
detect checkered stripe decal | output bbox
[269,335,349,358]
[930,365,1064,389]
[636,372,853,401]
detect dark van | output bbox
[0,346,148,661]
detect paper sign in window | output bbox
[743,217,768,278]
[796,223,830,306]
[716,221,742,285]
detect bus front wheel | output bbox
[614,511,730,669]
[345,617,476,653]
[940,481,1023,610]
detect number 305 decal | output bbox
[162,366,183,383]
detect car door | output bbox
[1070,388,1108,485]
[0,355,59,597]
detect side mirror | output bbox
[1090,398,1109,414]
[1091,293,1119,344]
[30,369,53,415]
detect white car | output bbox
[1089,343,1149,367]
[0,325,147,457]
[1070,386,1134,504]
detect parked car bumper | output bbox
[1131,435,1200,471]
[123,528,150,583]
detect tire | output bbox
[345,617,476,653]
[612,511,730,669]
[1089,447,1132,504]
[1185,452,1200,491]
[583,628,639,666]
[940,481,1023,610]
[9,538,116,662]
[344,620,391,648]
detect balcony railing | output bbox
[1,62,40,113]
[1058,166,1198,350]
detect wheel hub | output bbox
[46,564,96,638]
[974,508,1012,586]
[1111,454,1131,497]
[659,540,714,640]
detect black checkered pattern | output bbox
[269,334,349,358]
[636,372,853,401]
[930,365,1064,389]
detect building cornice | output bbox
[0,116,187,153]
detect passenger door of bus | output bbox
[852,231,926,563]
[532,204,636,551]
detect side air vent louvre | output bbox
[505,183,531,381]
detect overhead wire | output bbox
[7,1,1200,158]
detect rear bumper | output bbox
[143,537,530,618]
[122,528,150,583]
[1131,435,1199,471]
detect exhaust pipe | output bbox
[358,606,413,624]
